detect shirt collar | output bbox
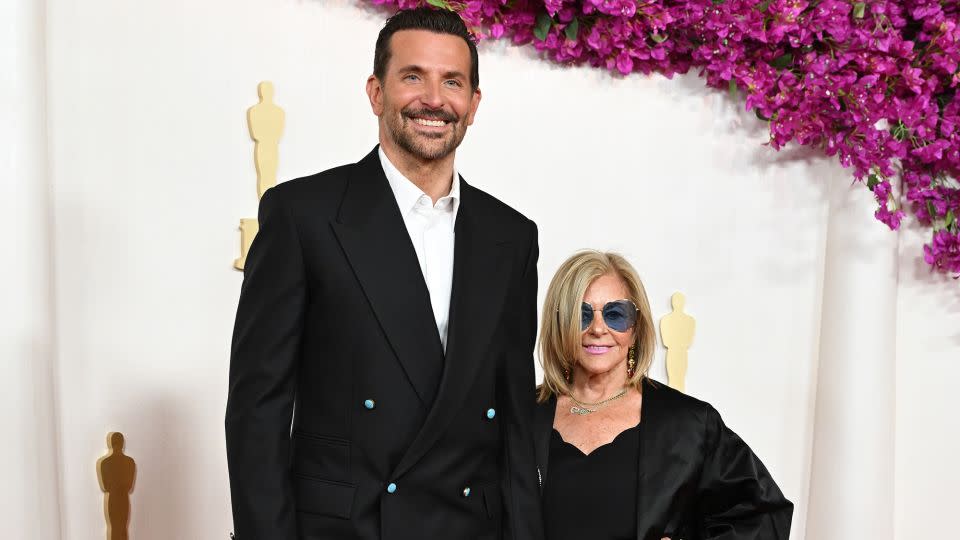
[379,146,460,218]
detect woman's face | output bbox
[576,274,636,377]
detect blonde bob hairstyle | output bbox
[537,250,656,403]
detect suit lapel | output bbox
[534,395,555,494]
[392,182,512,478]
[635,378,659,539]
[330,148,444,405]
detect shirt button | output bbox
[462,487,471,497]
[486,408,496,420]
[386,483,397,494]
[364,399,376,410]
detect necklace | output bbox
[568,388,628,415]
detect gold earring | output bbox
[563,366,571,382]
[627,346,636,377]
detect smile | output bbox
[412,117,449,127]
[583,345,612,355]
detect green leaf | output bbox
[565,18,579,41]
[947,210,956,229]
[711,0,725,4]
[757,0,773,12]
[867,174,880,191]
[770,53,794,69]
[853,2,866,19]
[928,201,938,219]
[892,120,908,141]
[426,0,449,9]
[650,32,668,44]
[534,13,552,42]
[937,93,953,112]
[728,79,738,100]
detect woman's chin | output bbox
[575,357,627,376]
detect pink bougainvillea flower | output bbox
[924,230,960,273]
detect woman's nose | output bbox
[588,310,607,334]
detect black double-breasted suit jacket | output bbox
[226,147,544,540]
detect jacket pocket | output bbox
[293,474,356,519]
[480,482,501,519]
[292,431,350,482]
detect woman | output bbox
[535,251,792,540]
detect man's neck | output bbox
[380,141,455,204]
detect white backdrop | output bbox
[2,0,958,538]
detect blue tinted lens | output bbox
[580,302,594,331]
[602,301,637,332]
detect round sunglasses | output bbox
[580,299,639,333]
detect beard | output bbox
[385,106,468,161]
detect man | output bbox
[226,8,543,540]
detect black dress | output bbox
[543,424,640,540]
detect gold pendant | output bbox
[570,406,593,415]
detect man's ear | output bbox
[366,75,384,116]
[465,87,482,126]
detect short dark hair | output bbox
[373,8,479,90]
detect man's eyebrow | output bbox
[396,64,425,74]
[395,65,466,80]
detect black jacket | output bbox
[227,147,544,540]
[535,380,793,539]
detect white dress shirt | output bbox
[379,147,459,351]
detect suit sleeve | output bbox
[498,219,545,540]
[225,187,304,540]
[696,405,794,540]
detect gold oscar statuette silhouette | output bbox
[235,81,286,270]
[660,292,696,392]
[249,81,285,198]
[97,432,136,540]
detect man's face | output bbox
[367,29,481,162]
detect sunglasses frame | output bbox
[579,299,640,333]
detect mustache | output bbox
[403,108,458,123]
